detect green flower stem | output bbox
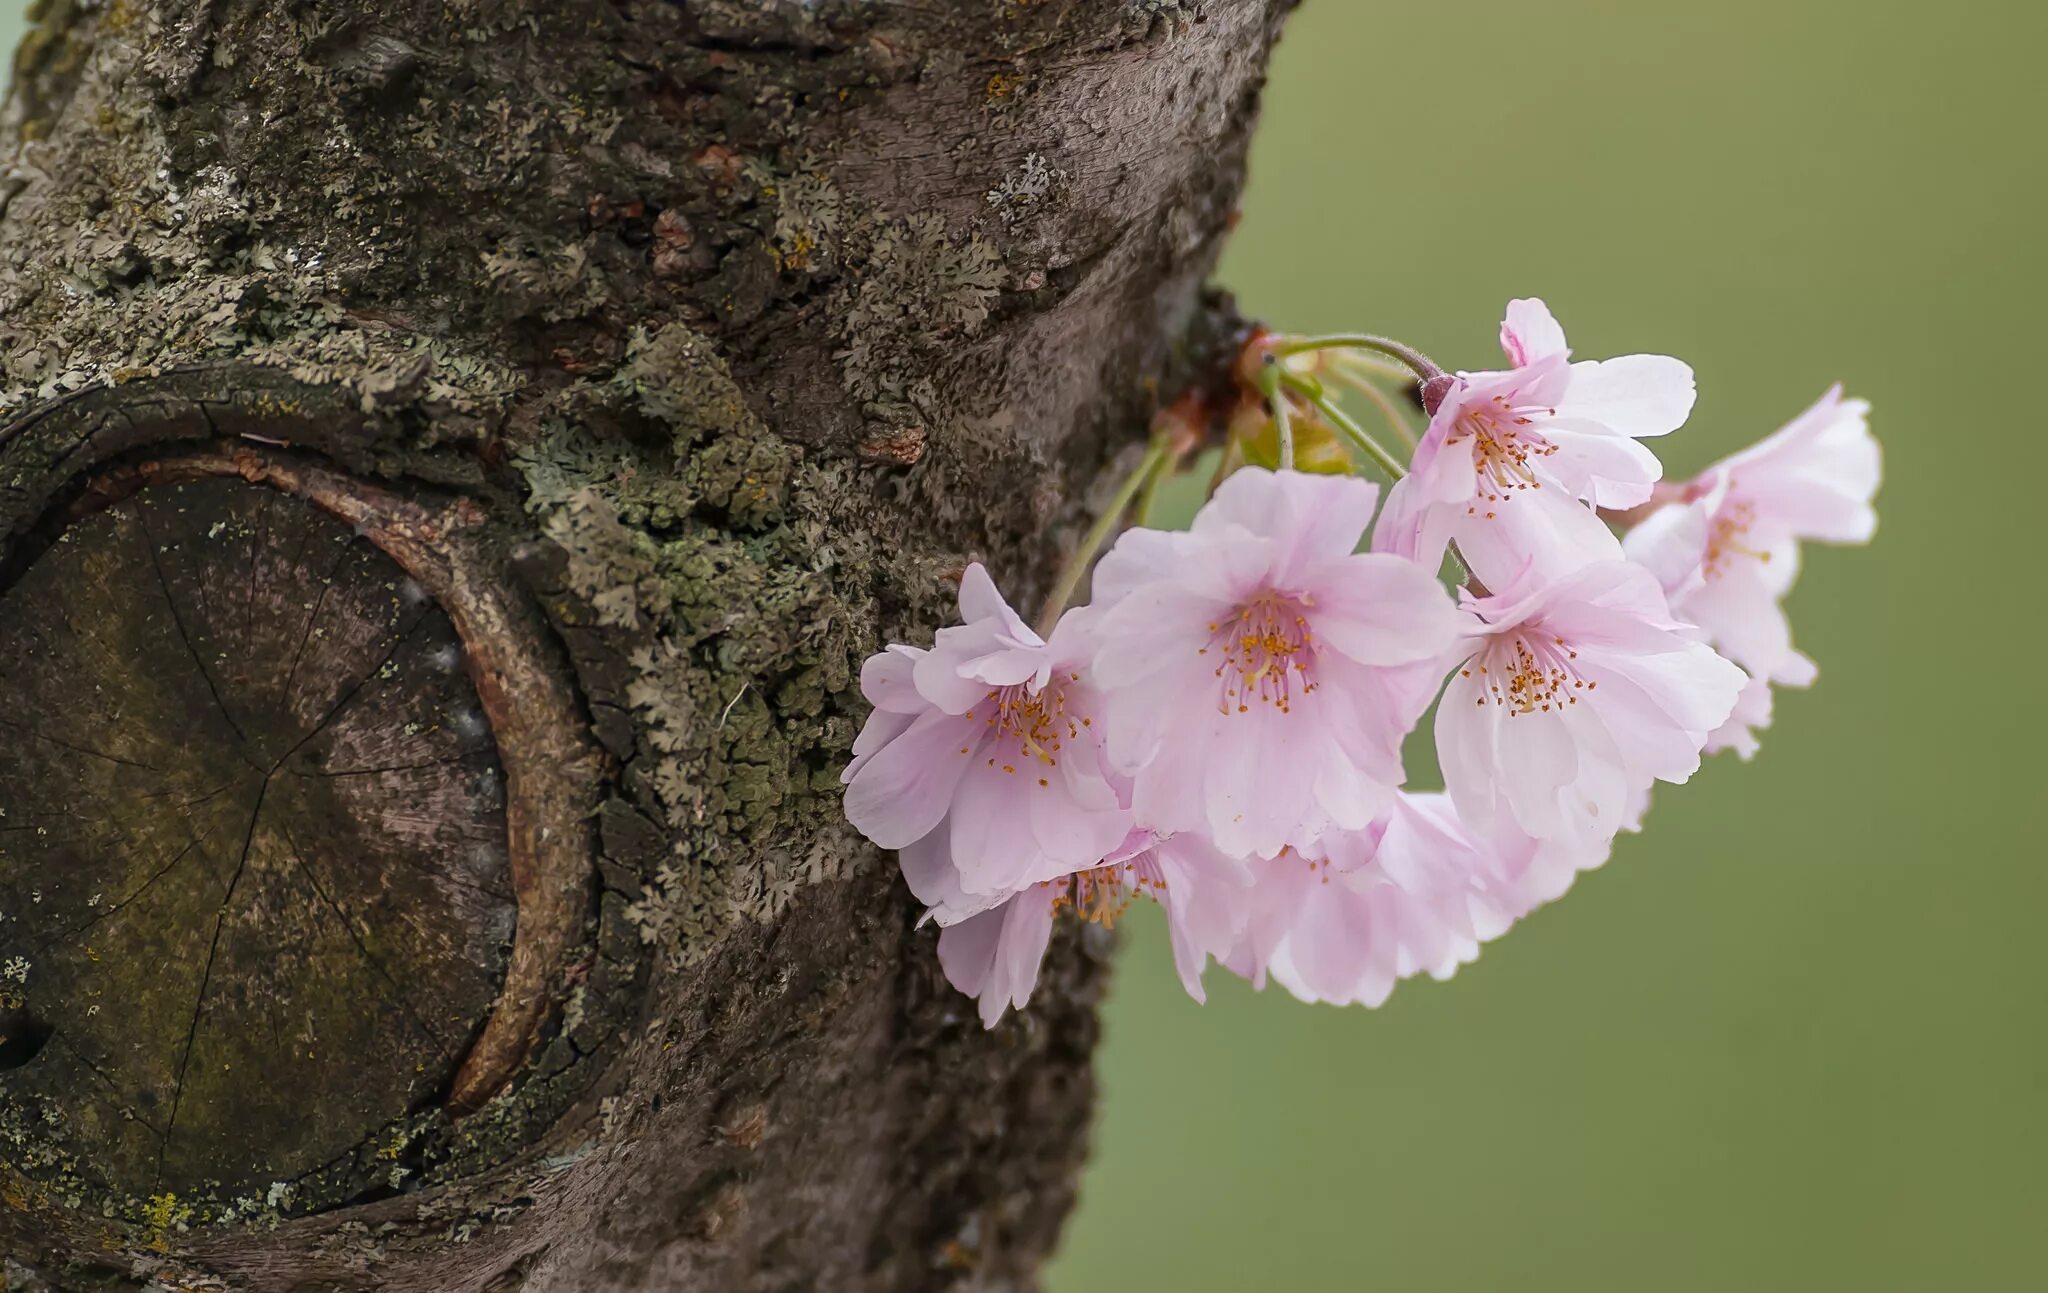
[1255,362,1295,470]
[1276,333,1445,384]
[1323,366,1419,451]
[1136,444,1176,527]
[1330,350,1415,385]
[1281,372,1409,482]
[1037,437,1175,636]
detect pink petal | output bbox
[1309,737,1398,837]
[1304,553,1464,666]
[1369,471,1457,573]
[1225,854,1321,989]
[1547,705,1635,846]
[1437,666,1504,836]
[957,562,1037,642]
[913,624,1011,713]
[1494,704,1582,838]
[1092,582,1229,691]
[899,823,1001,923]
[846,706,916,781]
[1090,525,1198,610]
[1675,565,1812,687]
[1556,354,1697,439]
[947,758,1061,893]
[1556,560,1688,633]
[1153,838,1255,1003]
[1705,673,1774,761]
[1621,497,1713,596]
[1500,297,1570,366]
[1191,467,1382,583]
[1200,702,1322,858]
[842,709,978,849]
[1028,739,1132,882]
[1448,486,1623,590]
[861,644,928,713]
[1582,631,1745,780]
[1724,387,1880,544]
[937,892,1057,1029]
[1578,668,1715,785]
[1537,420,1666,509]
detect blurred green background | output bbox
[1053,3,2048,1291]
[5,3,2041,1289]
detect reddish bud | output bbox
[1419,372,1457,416]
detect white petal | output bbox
[1558,354,1696,438]
[1537,421,1666,508]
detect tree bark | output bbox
[0,1,1293,1288]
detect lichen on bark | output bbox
[0,0,1295,1287]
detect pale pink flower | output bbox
[1625,385,1878,691]
[1228,794,1608,1007]
[921,832,1253,1028]
[1704,674,1775,761]
[1089,468,1463,858]
[933,886,1057,1029]
[1438,561,1745,850]
[842,564,1130,899]
[1375,298,1695,586]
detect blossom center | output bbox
[1450,395,1558,510]
[1704,498,1771,577]
[1462,632,1594,715]
[962,676,1087,782]
[1200,592,1318,715]
[1045,857,1164,929]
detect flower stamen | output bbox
[1471,633,1590,715]
[1449,395,1560,509]
[1044,858,1166,929]
[1704,499,1773,576]
[1206,593,1318,715]
[965,681,1088,782]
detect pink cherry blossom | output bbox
[922,832,1253,1028]
[1227,794,1608,1007]
[932,886,1057,1029]
[1624,385,1879,691]
[842,563,1130,900]
[1704,674,1775,761]
[1375,298,1695,586]
[1438,561,1745,849]
[1088,467,1463,858]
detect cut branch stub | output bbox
[0,446,600,1212]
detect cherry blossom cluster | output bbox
[843,298,1879,1026]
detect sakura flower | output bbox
[1438,561,1745,850]
[1089,467,1463,858]
[921,832,1253,1028]
[842,563,1130,900]
[1230,794,1608,1008]
[931,885,1057,1029]
[1624,385,1879,690]
[1375,297,1696,586]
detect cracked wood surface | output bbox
[0,475,514,1198]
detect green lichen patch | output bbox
[838,213,1006,445]
[500,307,988,966]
